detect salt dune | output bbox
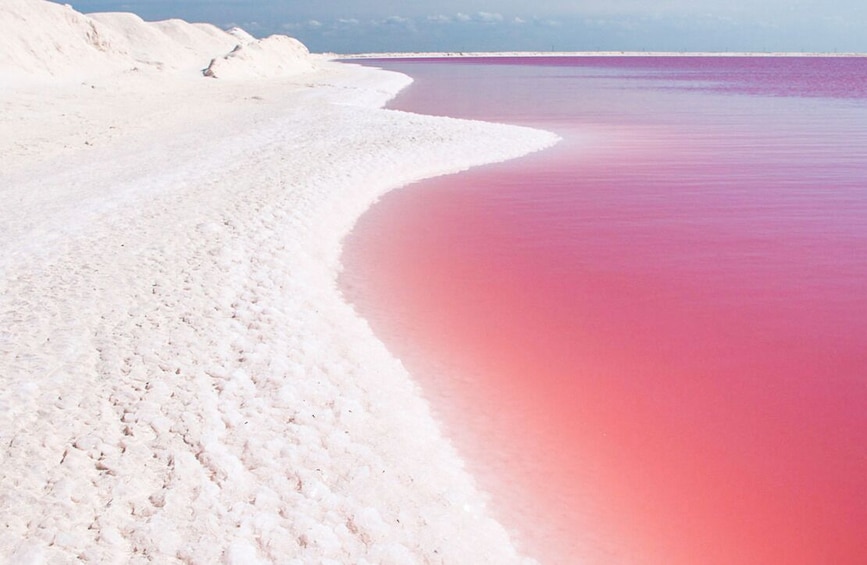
[0,1,557,563]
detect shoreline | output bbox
[339,50,867,59]
[0,4,558,561]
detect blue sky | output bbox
[65,1,867,53]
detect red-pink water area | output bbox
[340,57,867,564]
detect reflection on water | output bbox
[341,57,867,565]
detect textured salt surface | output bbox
[0,1,557,562]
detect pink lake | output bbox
[340,57,867,564]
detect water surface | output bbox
[342,57,867,565]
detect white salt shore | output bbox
[0,1,558,563]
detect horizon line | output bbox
[335,50,867,59]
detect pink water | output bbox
[341,57,867,564]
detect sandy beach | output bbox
[0,1,558,562]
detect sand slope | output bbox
[0,1,557,563]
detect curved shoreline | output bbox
[0,13,558,560]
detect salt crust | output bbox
[0,1,558,563]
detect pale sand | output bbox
[0,1,558,563]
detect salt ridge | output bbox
[0,1,558,563]
[0,0,313,82]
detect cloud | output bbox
[476,12,504,23]
[280,19,324,31]
[427,12,508,25]
[383,15,411,25]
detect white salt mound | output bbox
[226,26,257,44]
[0,1,559,563]
[203,35,314,79]
[88,11,238,73]
[0,0,311,80]
[0,0,127,76]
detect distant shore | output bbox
[340,50,867,59]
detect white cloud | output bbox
[476,11,504,23]
[384,15,410,24]
[429,12,507,25]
